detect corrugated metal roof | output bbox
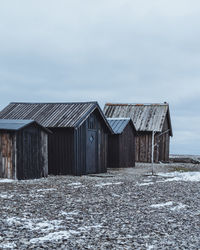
[0,102,113,132]
[107,118,132,134]
[104,103,173,136]
[0,119,35,130]
[0,119,51,133]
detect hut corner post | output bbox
[151,130,155,175]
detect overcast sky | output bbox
[0,0,200,155]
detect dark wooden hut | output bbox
[0,102,113,175]
[107,118,136,168]
[104,103,173,163]
[0,119,50,180]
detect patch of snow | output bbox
[137,182,154,186]
[95,182,123,187]
[150,201,173,208]
[146,245,155,250]
[0,193,13,199]
[67,182,82,186]
[35,188,57,192]
[0,179,15,183]
[31,194,44,198]
[0,242,17,249]
[67,182,85,188]
[6,217,63,232]
[6,217,22,226]
[19,178,47,184]
[30,230,79,244]
[159,172,200,182]
[60,211,79,216]
[170,203,187,211]
[112,193,121,197]
[59,211,78,220]
[150,202,187,211]
[74,185,85,188]
[33,220,63,232]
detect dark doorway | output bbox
[86,129,97,174]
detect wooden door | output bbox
[86,129,97,174]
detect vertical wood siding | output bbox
[41,130,48,177]
[135,116,170,163]
[0,124,48,180]
[108,123,135,168]
[16,124,48,180]
[158,116,170,162]
[47,110,108,176]
[0,132,16,179]
[48,128,75,175]
[75,110,108,175]
[118,123,135,168]
[108,135,119,168]
[98,124,108,173]
[135,132,152,163]
[75,122,86,175]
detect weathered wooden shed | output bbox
[0,119,49,180]
[0,102,113,175]
[104,103,173,163]
[107,118,136,168]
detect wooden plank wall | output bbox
[118,123,135,168]
[135,132,166,163]
[98,125,108,173]
[48,110,109,176]
[75,122,86,175]
[108,135,119,168]
[135,116,170,163]
[16,125,48,180]
[48,128,75,175]
[158,117,170,162]
[135,132,152,163]
[76,110,108,175]
[41,130,48,177]
[0,132,16,179]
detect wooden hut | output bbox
[0,119,50,180]
[107,118,136,168]
[104,103,173,163]
[0,102,113,175]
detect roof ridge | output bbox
[105,102,168,106]
[10,101,98,105]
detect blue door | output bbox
[86,129,97,174]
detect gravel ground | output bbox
[0,163,200,249]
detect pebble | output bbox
[0,162,200,249]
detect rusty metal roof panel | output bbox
[104,103,172,135]
[107,118,132,134]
